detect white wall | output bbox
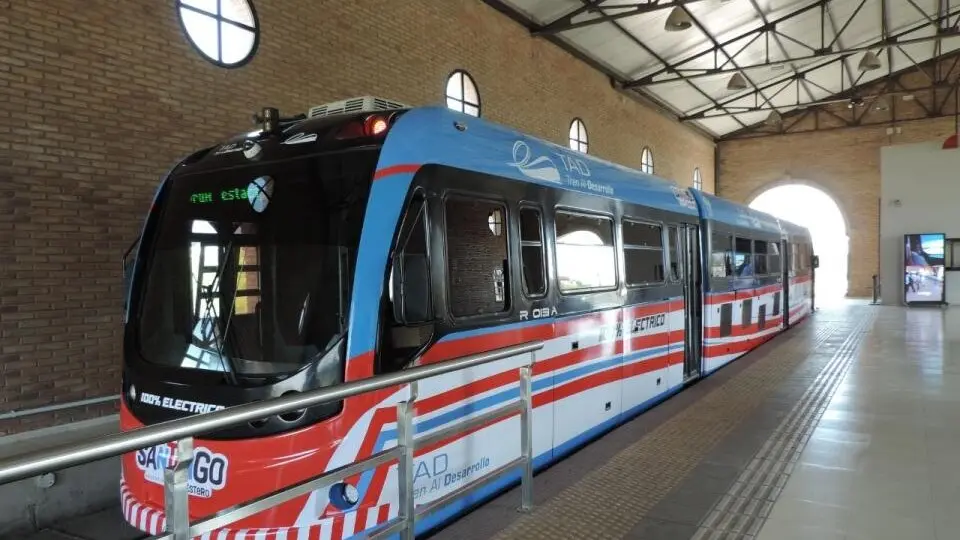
[880,141,960,305]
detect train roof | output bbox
[778,217,812,239]
[689,189,783,235]
[376,106,701,217]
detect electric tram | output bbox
[119,97,815,539]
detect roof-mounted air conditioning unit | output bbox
[307,96,409,119]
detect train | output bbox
[118,97,816,539]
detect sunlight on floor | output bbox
[750,184,849,301]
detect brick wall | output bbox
[718,116,958,297]
[0,0,715,433]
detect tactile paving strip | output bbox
[491,319,848,540]
[691,310,878,540]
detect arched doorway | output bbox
[749,184,849,301]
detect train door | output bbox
[781,239,790,328]
[682,224,702,381]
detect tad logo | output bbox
[135,445,229,498]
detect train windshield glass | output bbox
[134,149,377,380]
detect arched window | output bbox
[568,118,588,153]
[693,168,703,190]
[177,0,259,68]
[445,70,481,117]
[640,147,654,174]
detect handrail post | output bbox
[163,437,193,540]
[519,359,534,512]
[396,382,417,540]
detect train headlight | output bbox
[329,482,360,510]
[128,385,137,404]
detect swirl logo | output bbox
[508,141,562,184]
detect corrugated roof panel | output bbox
[502,0,583,25]
[562,25,655,77]
[645,82,715,114]
[694,115,746,135]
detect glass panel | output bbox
[711,232,732,277]
[623,220,662,247]
[556,212,616,292]
[220,24,255,64]
[136,149,378,378]
[446,97,462,112]
[220,0,255,25]
[446,198,509,316]
[180,8,220,60]
[181,0,218,15]
[625,248,664,285]
[734,237,753,277]
[667,226,680,280]
[462,75,479,105]
[463,104,480,117]
[521,245,546,296]
[520,208,542,243]
[445,72,462,100]
[519,208,545,296]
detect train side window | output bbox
[446,197,510,317]
[769,242,782,274]
[623,219,664,286]
[790,242,798,272]
[556,211,616,292]
[734,238,753,277]
[711,232,732,278]
[753,240,768,275]
[519,207,547,297]
[667,226,680,281]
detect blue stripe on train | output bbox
[351,343,678,518]
[349,383,684,540]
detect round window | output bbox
[177,0,260,68]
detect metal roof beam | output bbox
[534,0,710,35]
[625,1,960,88]
[627,0,830,87]
[676,9,960,121]
[637,31,960,87]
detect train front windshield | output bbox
[133,150,377,382]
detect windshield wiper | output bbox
[198,235,240,385]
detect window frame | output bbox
[554,207,619,295]
[442,191,511,320]
[622,216,666,288]
[444,69,482,118]
[176,0,261,69]
[710,230,733,279]
[518,203,548,299]
[640,146,655,175]
[666,225,682,282]
[568,118,589,154]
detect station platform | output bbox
[18,300,958,540]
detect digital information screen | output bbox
[904,233,946,305]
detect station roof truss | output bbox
[483,0,960,140]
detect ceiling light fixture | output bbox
[664,7,693,32]
[858,51,882,72]
[727,72,748,90]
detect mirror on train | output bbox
[392,254,432,324]
[811,255,820,269]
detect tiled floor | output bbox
[757,306,960,540]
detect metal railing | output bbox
[0,341,543,540]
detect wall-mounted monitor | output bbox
[904,233,946,305]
